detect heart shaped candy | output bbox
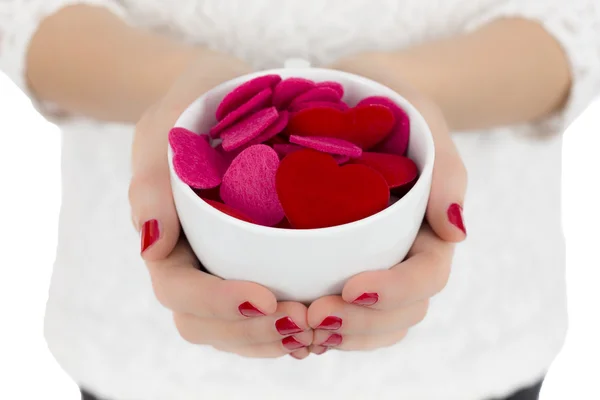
[276,149,389,229]
[220,145,285,226]
[350,152,418,189]
[215,74,281,121]
[358,96,410,156]
[272,77,316,110]
[286,104,395,149]
[169,127,227,189]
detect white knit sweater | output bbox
[1,1,599,399]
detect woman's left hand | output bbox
[307,55,468,353]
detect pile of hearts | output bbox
[169,74,419,229]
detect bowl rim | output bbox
[168,67,435,237]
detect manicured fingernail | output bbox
[282,336,305,351]
[447,203,466,235]
[238,302,265,317]
[317,316,343,330]
[276,317,303,335]
[141,219,160,253]
[352,293,379,306]
[322,333,343,347]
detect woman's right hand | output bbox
[128,50,312,359]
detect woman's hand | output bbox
[308,58,467,353]
[128,51,313,359]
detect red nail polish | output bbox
[447,203,466,235]
[322,333,343,347]
[238,302,265,317]
[276,317,303,335]
[317,316,343,330]
[282,336,305,351]
[141,220,160,253]
[352,293,379,306]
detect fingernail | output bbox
[352,293,379,306]
[322,333,343,347]
[447,203,466,235]
[238,302,265,317]
[141,219,160,253]
[313,346,329,355]
[317,316,343,330]
[276,317,303,335]
[282,336,305,351]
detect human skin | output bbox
[26,5,570,359]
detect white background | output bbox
[0,71,598,399]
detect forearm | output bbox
[335,18,572,131]
[26,4,202,122]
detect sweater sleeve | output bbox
[465,0,600,134]
[0,0,129,116]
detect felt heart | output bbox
[358,96,410,156]
[289,135,362,158]
[276,149,389,229]
[273,143,303,159]
[215,74,281,121]
[315,81,344,97]
[275,217,293,229]
[210,88,273,138]
[286,104,395,149]
[203,199,257,224]
[221,144,284,226]
[288,87,342,109]
[195,187,222,202]
[220,107,279,151]
[350,152,418,189]
[288,100,349,113]
[247,111,289,146]
[332,154,351,164]
[169,127,227,189]
[272,77,316,110]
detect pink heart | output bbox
[215,74,281,121]
[220,144,285,226]
[315,81,344,98]
[288,87,342,109]
[168,127,227,189]
[247,111,290,146]
[358,96,410,156]
[210,88,273,138]
[272,77,316,110]
[289,135,363,158]
[288,101,349,113]
[220,107,279,151]
[273,143,303,159]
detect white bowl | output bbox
[168,66,435,303]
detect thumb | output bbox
[421,103,468,242]
[129,102,182,260]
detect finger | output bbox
[290,347,311,360]
[309,345,329,355]
[148,239,277,319]
[342,225,454,310]
[419,100,468,242]
[129,102,184,260]
[313,328,408,351]
[308,295,428,335]
[213,333,312,359]
[173,301,310,346]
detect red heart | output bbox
[286,104,394,149]
[276,149,390,229]
[202,199,257,224]
[349,152,418,189]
